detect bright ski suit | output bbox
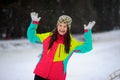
[27,21,93,80]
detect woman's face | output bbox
[57,22,68,35]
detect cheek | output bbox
[65,28,67,31]
[57,27,60,31]
[57,26,60,30]
[64,28,67,32]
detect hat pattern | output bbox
[57,15,72,29]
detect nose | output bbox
[61,26,64,30]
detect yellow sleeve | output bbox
[36,32,52,43]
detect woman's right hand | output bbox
[30,12,41,22]
[84,21,96,30]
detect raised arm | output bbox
[74,21,96,53]
[27,12,41,43]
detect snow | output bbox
[0,30,120,80]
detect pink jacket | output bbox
[34,33,66,79]
[27,21,93,80]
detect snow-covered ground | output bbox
[0,30,120,80]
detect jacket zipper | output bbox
[58,44,61,57]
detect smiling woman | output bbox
[57,22,68,35]
[27,12,95,80]
[57,15,72,35]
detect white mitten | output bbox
[30,12,41,22]
[84,21,96,29]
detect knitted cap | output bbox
[57,15,72,29]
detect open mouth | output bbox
[58,30,66,35]
[60,31,65,33]
[59,30,65,33]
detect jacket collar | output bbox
[56,33,65,44]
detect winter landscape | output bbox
[0,30,120,80]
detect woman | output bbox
[27,12,96,80]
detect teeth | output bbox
[60,31,64,32]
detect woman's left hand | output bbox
[84,21,96,29]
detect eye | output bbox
[64,25,67,28]
[59,24,62,27]
[60,25,62,27]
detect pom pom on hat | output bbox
[57,15,72,29]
